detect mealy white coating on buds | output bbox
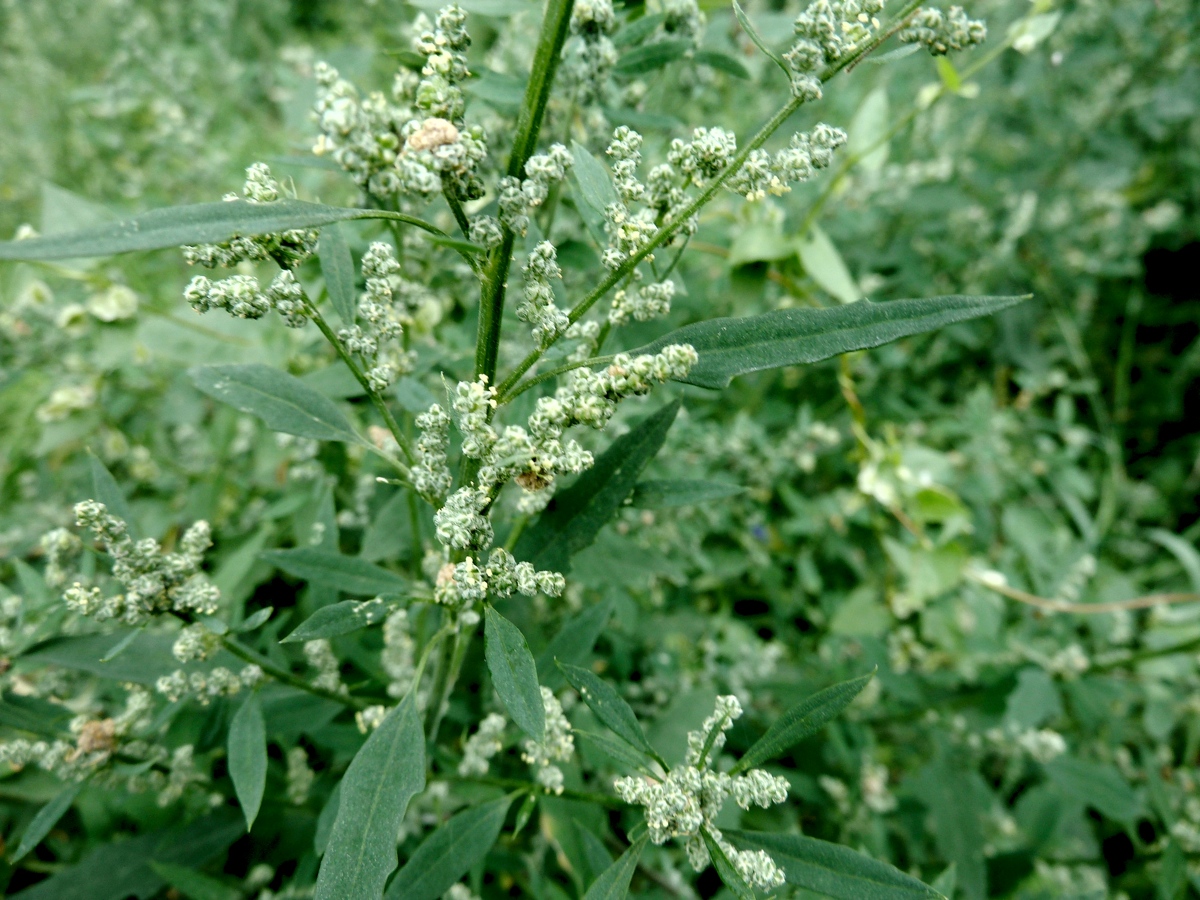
[609,279,675,326]
[669,127,738,189]
[899,6,987,55]
[382,609,417,698]
[41,527,82,589]
[304,639,347,694]
[614,695,788,888]
[184,270,312,328]
[728,123,848,201]
[518,242,570,348]
[556,344,698,430]
[469,215,504,249]
[498,144,574,235]
[434,486,494,551]
[485,548,566,598]
[172,622,220,663]
[453,375,499,460]
[785,0,887,101]
[182,164,317,269]
[338,242,416,391]
[413,403,454,501]
[458,712,507,776]
[155,665,264,704]
[286,747,315,804]
[522,687,575,794]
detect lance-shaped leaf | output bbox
[385,796,513,900]
[87,451,139,538]
[319,223,358,327]
[12,782,84,862]
[630,479,746,509]
[261,548,407,596]
[228,693,267,830]
[731,670,874,774]
[314,692,425,900]
[632,296,1029,389]
[190,364,363,444]
[583,834,649,900]
[614,39,691,75]
[536,598,614,689]
[733,0,788,72]
[0,199,441,261]
[724,830,944,900]
[558,662,661,765]
[702,828,756,900]
[515,401,680,572]
[148,863,241,900]
[282,599,391,643]
[485,608,545,742]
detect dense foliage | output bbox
[0,1,1198,899]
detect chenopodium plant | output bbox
[0,0,1012,897]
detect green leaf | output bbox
[614,39,691,74]
[485,607,545,742]
[571,140,619,220]
[22,632,241,685]
[612,13,665,47]
[725,830,945,900]
[314,691,425,900]
[86,451,139,538]
[385,796,513,900]
[0,199,437,262]
[0,695,74,737]
[320,223,358,327]
[731,671,874,774]
[1044,756,1142,823]
[582,834,648,900]
[732,0,788,72]
[99,627,143,663]
[701,828,755,900]
[261,547,407,596]
[1148,528,1200,593]
[12,782,84,862]
[796,225,860,304]
[228,693,267,830]
[315,781,343,856]
[694,49,751,78]
[632,296,1029,389]
[629,479,745,509]
[536,598,614,689]
[281,599,390,643]
[558,663,659,763]
[190,364,363,443]
[147,863,242,900]
[426,233,486,255]
[9,811,242,900]
[515,401,681,572]
[847,86,891,176]
[236,608,274,633]
[576,729,658,774]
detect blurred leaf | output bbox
[694,50,750,78]
[147,863,241,900]
[559,663,660,763]
[571,140,619,220]
[319,223,357,327]
[914,753,988,900]
[732,0,787,72]
[12,782,84,862]
[582,835,648,900]
[314,692,425,900]
[848,86,890,175]
[614,40,691,75]
[23,632,240,685]
[228,693,267,830]
[1004,668,1063,730]
[86,451,139,538]
[385,796,513,900]
[1044,756,1142,823]
[729,223,795,268]
[315,781,342,857]
[1008,11,1062,54]
[725,830,944,899]
[261,548,407,596]
[1148,529,1200,592]
[612,13,665,47]
[485,607,545,742]
[732,670,874,774]
[281,599,389,643]
[633,296,1029,389]
[536,598,614,688]
[701,828,755,900]
[190,364,363,444]
[796,225,860,304]
[629,479,745,509]
[516,401,681,572]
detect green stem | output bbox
[449,774,625,808]
[219,633,368,711]
[427,627,471,749]
[494,0,925,398]
[498,353,616,404]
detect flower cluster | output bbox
[337,242,417,391]
[458,712,507,776]
[305,639,347,694]
[156,664,265,704]
[521,687,575,794]
[518,241,570,348]
[669,127,738,189]
[182,164,318,269]
[562,0,619,105]
[496,144,574,236]
[614,696,789,890]
[899,6,987,55]
[412,403,454,501]
[785,0,886,101]
[608,278,675,326]
[65,501,220,625]
[728,123,848,201]
[660,0,706,46]
[602,127,663,268]
[382,608,417,698]
[429,549,565,622]
[184,270,311,328]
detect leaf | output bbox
[385,796,513,900]
[1148,529,1200,593]
[632,296,1029,389]
[228,693,267,830]
[612,13,665,47]
[0,199,435,262]
[147,863,242,900]
[848,86,890,176]
[576,729,658,774]
[582,834,648,900]
[701,829,756,900]
[190,364,363,444]
[629,479,746,509]
[732,0,788,72]
[536,598,614,689]
[571,140,619,220]
[22,632,241,685]
[515,401,681,572]
[614,39,691,75]
[0,695,74,737]
[729,222,796,268]
[694,50,750,78]
[558,663,659,763]
[320,223,358,327]
[315,781,343,856]
[796,225,860,304]
[12,782,84,862]
[236,608,273,633]
[427,233,486,255]
[9,810,242,900]
[1044,756,1142,823]
[1007,11,1062,54]
[86,451,139,538]
[314,692,425,900]
[281,599,390,643]
[485,607,545,742]
[732,670,874,774]
[725,830,945,900]
[99,627,143,663]
[261,547,407,596]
